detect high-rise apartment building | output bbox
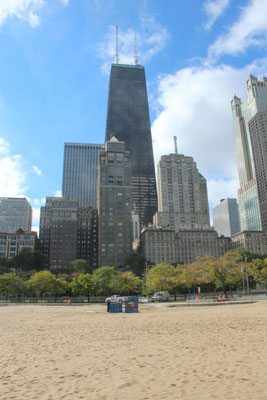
[39,197,97,270]
[97,137,132,267]
[0,197,32,233]
[105,63,157,226]
[231,74,267,231]
[212,198,240,237]
[153,153,210,230]
[62,143,103,208]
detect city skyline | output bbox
[1,0,267,231]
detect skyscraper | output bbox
[231,75,267,231]
[62,143,103,208]
[105,63,157,226]
[153,152,210,230]
[97,137,132,267]
[212,198,240,236]
[39,197,98,270]
[0,197,32,233]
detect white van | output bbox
[151,291,170,302]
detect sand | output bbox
[1,302,267,400]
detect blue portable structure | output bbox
[125,296,139,313]
[107,302,123,313]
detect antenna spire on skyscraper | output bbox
[134,33,138,65]
[115,24,119,64]
[174,136,178,154]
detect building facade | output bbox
[0,197,32,233]
[105,63,157,226]
[0,230,36,258]
[62,143,103,208]
[153,153,210,230]
[133,226,231,265]
[231,74,267,231]
[97,137,132,267]
[39,197,97,270]
[212,198,240,236]
[231,230,267,254]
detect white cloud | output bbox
[54,190,62,197]
[207,177,239,210]
[151,58,267,211]
[97,18,170,73]
[0,0,45,28]
[0,138,27,196]
[209,0,267,58]
[204,0,230,30]
[33,165,42,175]
[60,0,69,5]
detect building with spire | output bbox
[153,139,210,230]
[105,29,157,227]
[231,74,267,231]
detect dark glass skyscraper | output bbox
[105,63,157,226]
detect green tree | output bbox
[125,253,146,276]
[26,271,57,298]
[208,251,242,293]
[146,264,180,295]
[118,271,142,294]
[0,273,25,300]
[70,273,93,302]
[92,266,120,296]
[68,259,92,274]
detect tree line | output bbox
[0,249,267,301]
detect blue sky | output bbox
[1,0,267,230]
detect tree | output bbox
[70,273,93,302]
[26,271,56,298]
[248,258,267,286]
[92,266,120,296]
[118,271,142,294]
[146,264,180,295]
[208,251,242,293]
[0,273,25,299]
[125,253,146,276]
[68,259,92,274]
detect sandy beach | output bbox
[1,301,267,400]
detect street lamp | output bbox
[244,255,249,293]
[145,262,150,298]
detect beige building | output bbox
[133,226,231,265]
[153,153,210,230]
[231,231,267,254]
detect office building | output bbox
[231,74,267,231]
[212,198,240,236]
[0,197,32,233]
[153,153,210,230]
[231,230,267,254]
[62,143,103,208]
[133,226,231,265]
[105,62,157,226]
[39,197,97,270]
[97,137,132,267]
[0,230,36,258]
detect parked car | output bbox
[105,295,127,303]
[138,296,149,303]
[151,291,170,302]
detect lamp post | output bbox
[245,255,249,294]
[241,262,245,295]
[145,262,150,298]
